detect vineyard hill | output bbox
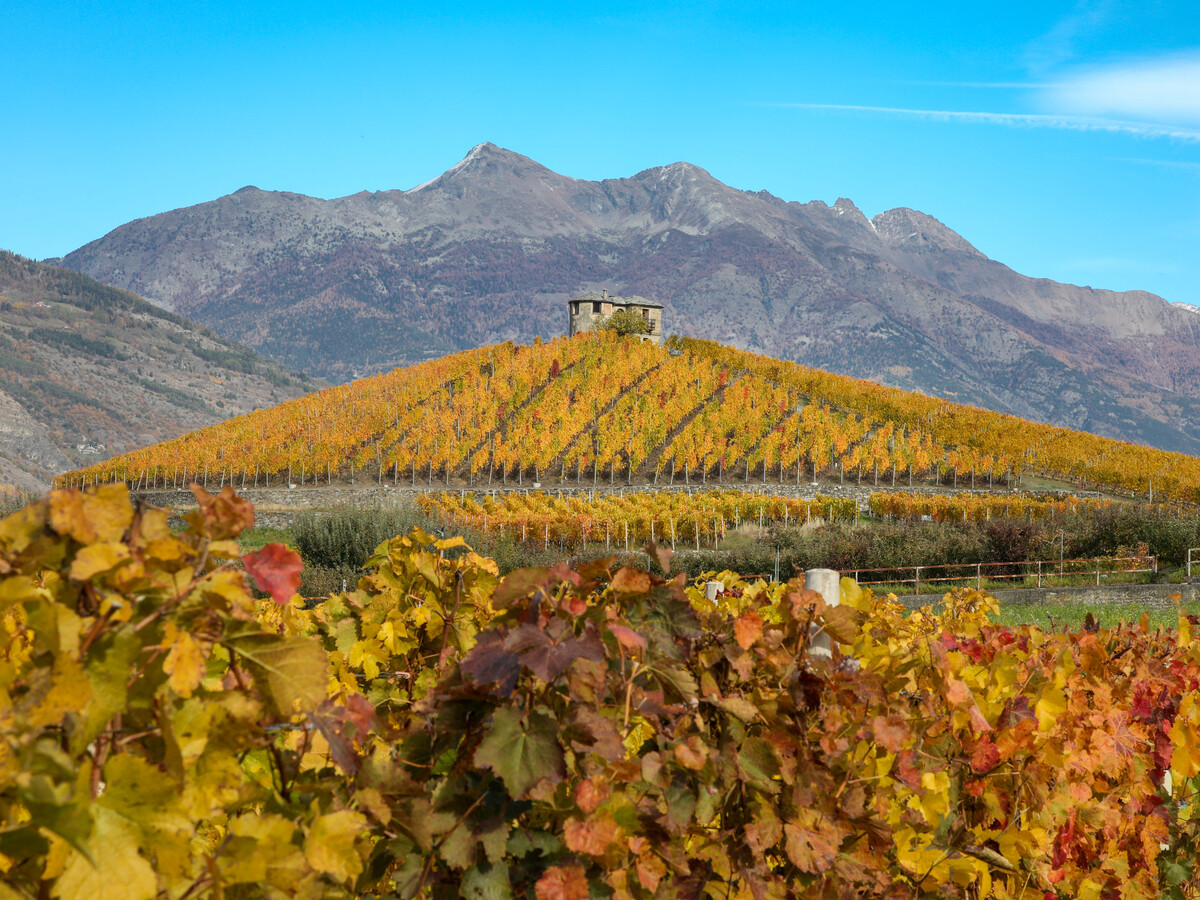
[60,333,1200,505]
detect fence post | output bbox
[915,566,921,595]
[977,563,981,590]
[1096,557,1100,586]
[805,568,840,659]
[1037,561,1042,588]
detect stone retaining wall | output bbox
[989,581,1200,608]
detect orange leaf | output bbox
[636,853,667,892]
[871,715,911,753]
[609,567,651,594]
[563,814,621,856]
[674,735,708,770]
[734,610,764,649]
[784,817,840,874]
[575,778,611,814]
[945,678,973,707]
[535,865,590,900]
[193,485,255,538]
[608,625,646,653]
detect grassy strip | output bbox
[993,600,1200,631]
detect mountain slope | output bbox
[0,252,318,490]
[53,143,1200,453]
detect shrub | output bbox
[292,504,437,570]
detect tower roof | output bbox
[570,290,663,309]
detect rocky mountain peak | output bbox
[406,142,558,194]
[871,207,983,258]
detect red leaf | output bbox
[505,620,605,682]
[243,543,303,605]
[970,738,1001,774]
[608,624,647,653]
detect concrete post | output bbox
[805,568,841,659]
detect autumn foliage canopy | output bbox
[3,485,1200,898]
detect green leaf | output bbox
[461,860,513,900]
[98,755,191,876]
[737,737,781,794]
[506,828,562,858]
[474,707,564,798]
[225,632,329,716]
[76,627,140,750]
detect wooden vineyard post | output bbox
[671,518,676,551]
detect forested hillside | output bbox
[0,251,317,490]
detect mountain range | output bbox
[0,252,315,491]
[52,143,1200,454]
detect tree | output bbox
[598,307,652,337]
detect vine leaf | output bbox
[48,484,133,544]
[52,806,157,900]
[225,632,329,715]
[534,865,590,900]
[475,707,564,798]
[461,631,521,694]
[242,543,303,606]
[505,620,604,682]
[783,813,841,874]
[305,809,367,882]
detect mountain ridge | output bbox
[51,143,1200,454]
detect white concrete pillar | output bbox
[805,568,841,658]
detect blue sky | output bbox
[4,1,1199,304]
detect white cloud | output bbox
[1022,0,1115,75]
[1042,54,1200,123]
[774,103,1200,142]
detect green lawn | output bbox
[238,525,295,554]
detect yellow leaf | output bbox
[51,806,157,900]
[1035,687,1067,732]
[304,810,367,882]
[49,484,133,545]
[161,624,206,698]
[29,654,92,728]
[223,814,304,887]
[68,543,131,582]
